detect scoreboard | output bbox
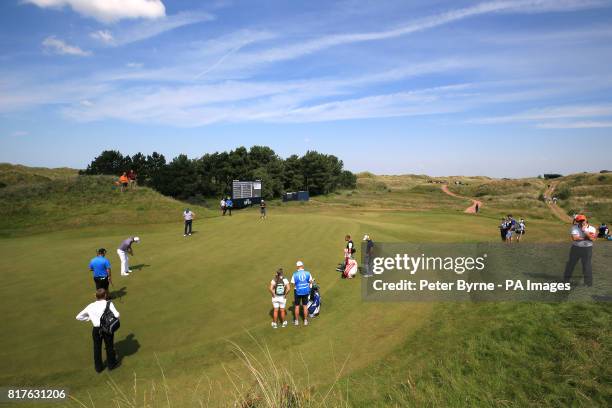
[232,180,262,208]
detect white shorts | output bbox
[272,296,287,309]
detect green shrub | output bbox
[556,186,571,200]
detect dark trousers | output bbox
[94,277,109,291]
[228,207,232,216]
[564,245,593,286]
[92,327,117,372]
[184,220,192,234]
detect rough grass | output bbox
[555,173,612,224]
[0,175,210,236]
[348,302,612,407]
[0,162,77,186]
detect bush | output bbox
[556,186,572,200]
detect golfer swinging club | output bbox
[117,236,140,276]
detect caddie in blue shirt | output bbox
[89,248,112,294]
[291,260,313,326]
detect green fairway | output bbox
[0,209,438,405]
[0,171,609,407]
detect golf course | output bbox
[0,164,610,407]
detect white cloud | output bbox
[226,0,608,68]
[86,11,214,47]
[113,11,214,45]
[537,120,612,129]
[23,0,165,23]
[42,36,91,56]
[90,30,114,44]
[10,130,29,137]
[126,62,143,68]
[472,104,612,124]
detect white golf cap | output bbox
[296,260,304,267]
[363,234,370,241]
[133,237,141,242]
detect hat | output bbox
[363,234,370,241]
[575,214,587,222]
[133,236,141,242]
[296,261,304,267]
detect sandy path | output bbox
[544,182,573,223]
[441,185,483,214]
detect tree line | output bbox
[80,146,357,200]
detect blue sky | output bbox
[0,0,611,177]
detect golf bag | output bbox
[343,258,358,279]
[308,285,321,317]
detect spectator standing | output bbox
[226,197,233,216]
[76,288,120,373]
[499,218,508,241]
[515,218,526,243]
[127,169,137,190]
[598,223,609,238]
[119,172,129,192]
[183,208,195,236]
[362,234,374,277]
[505,215,516,243]
[220,198,227,216]
[564,214,596,287]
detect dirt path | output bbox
[544,182,573,223]
[441,185,483,214]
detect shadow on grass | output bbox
[110,286,127,300]
[130,264,150,271]
[116,333,140,363]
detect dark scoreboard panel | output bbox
[232,180,262,208]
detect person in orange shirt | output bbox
[119,172,129,192]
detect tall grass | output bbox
[67,336,351,408]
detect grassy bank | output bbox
[0,175,210,236]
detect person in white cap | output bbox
[291,261,313,326]
[117,236,140,276]
[363,234,374,277]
